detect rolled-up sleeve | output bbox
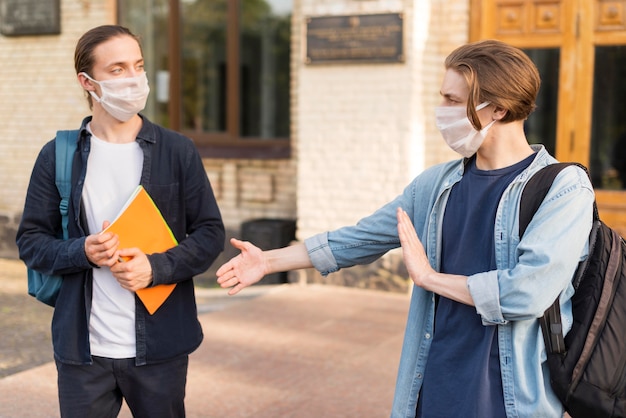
[305,232,339,276]
[468,270,507,325]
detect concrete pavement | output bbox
[0,270,410,418]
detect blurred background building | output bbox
[1,0,625,290]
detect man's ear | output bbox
[492,106,508,121]
[77,73,95,91]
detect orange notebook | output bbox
[103,186,177,315]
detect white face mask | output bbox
[81,72,150,122]
[435,102,496,158]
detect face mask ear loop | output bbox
[87,90,104,104]
[79,72,99,86]
[473,102,493,131]
[480,119,497,135]
[475,102,490,111]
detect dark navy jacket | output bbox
[16,115,225,366]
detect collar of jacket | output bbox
[77,114,158,145]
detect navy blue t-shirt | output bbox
[417,154,534,418]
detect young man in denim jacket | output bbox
[17,25,224,418]
[215,40,594,418]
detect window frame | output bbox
[166,0,290,159]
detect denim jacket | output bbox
[16,115,225,366]
[305,146,594,418]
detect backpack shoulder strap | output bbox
[55,130,79,240]
[520,162,577,354]
[520,162,599,238]
[520,163,572,237]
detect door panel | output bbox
[472,0,626,234]
[523,48,560,156]
[590,45,626,191]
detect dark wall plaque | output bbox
[306,13,403,64]
[0,0,60,36]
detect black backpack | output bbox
[520,162,626,417]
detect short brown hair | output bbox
[74,25,142,108]
[445,39,540,130]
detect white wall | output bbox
[294,0,470,239]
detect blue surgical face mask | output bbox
[435,102,496,158]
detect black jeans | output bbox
[56,355,188,418]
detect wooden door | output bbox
[471,0,626,236]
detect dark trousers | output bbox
[56,355,188,418]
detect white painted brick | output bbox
[295,0,469,240]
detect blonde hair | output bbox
[445,39,540,130]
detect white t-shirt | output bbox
[83,125,143,358]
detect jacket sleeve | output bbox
[148,138,225,285]
[16,140,91,275]
[306,162,452,275]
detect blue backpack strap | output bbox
[55,130,79,240]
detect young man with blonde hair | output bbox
[17,25,224,418]
[216,40,594,417]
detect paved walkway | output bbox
[0,259,410,418]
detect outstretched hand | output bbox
[216,238,268,295]
[397,207,473,305]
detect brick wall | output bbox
[0,0,115,257]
